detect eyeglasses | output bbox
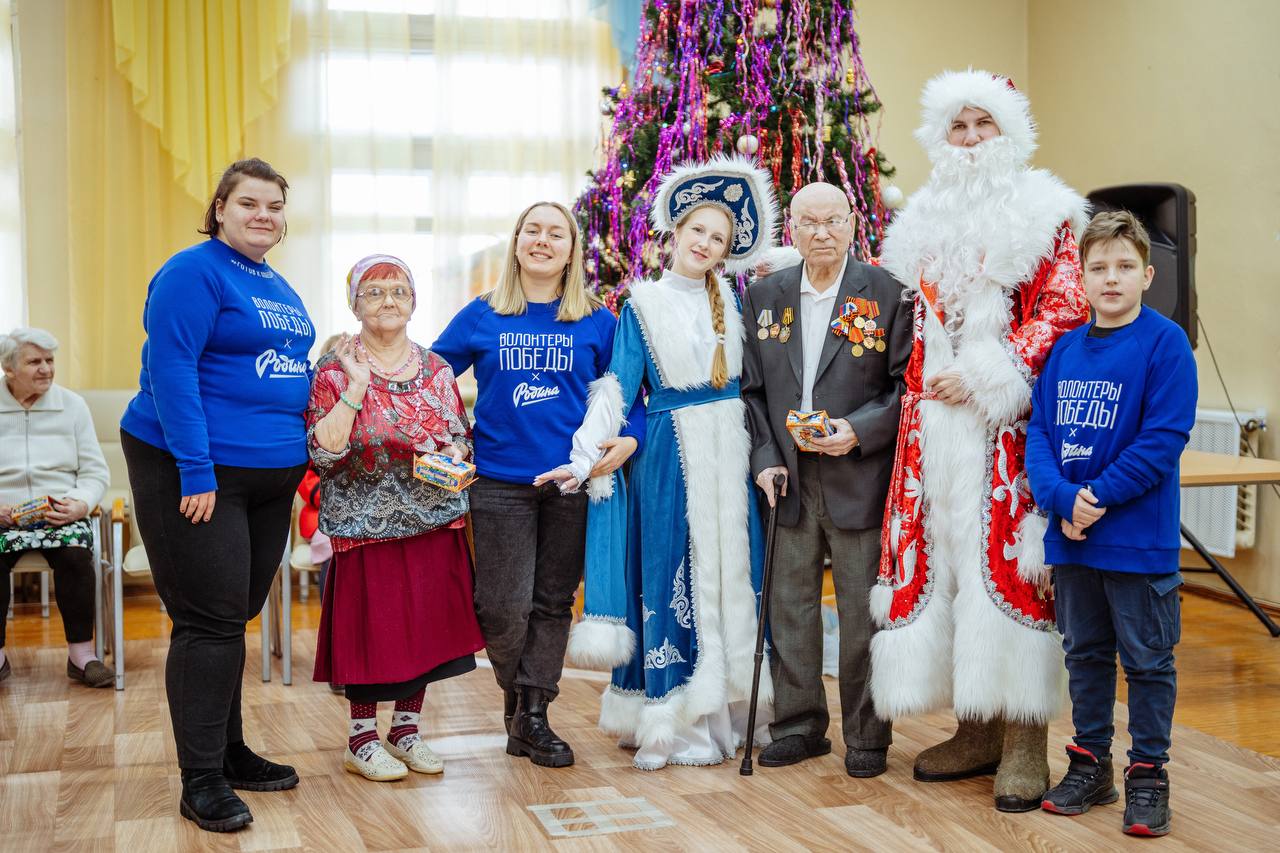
[356,286,413,304]
[794,216,851,233]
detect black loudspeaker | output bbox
[1085,183,1197,349]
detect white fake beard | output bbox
[914,137,1025,303]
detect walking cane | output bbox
[740,472,786,776]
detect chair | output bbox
[7,556,50,619]
[260,496,319,686]
[5,510,109,658]
[80,390,136,690]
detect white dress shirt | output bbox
[799,256,847,411]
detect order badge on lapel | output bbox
[830,297,885,357]
[779,307,793,343]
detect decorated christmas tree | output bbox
[576,0,896,306]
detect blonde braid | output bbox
[705,270,728,389]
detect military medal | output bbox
[769,323,781,338]
[756,308,773,340]
[875,339,886,353]
[779,307,793,342]
[854,316,866,329]
[851,344,865,357]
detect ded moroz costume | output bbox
[870,69,1091,811]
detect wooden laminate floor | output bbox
[2,590,1278,851]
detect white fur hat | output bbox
[914,68,1037,163]
[650,154,780,274]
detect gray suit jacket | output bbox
[741,259,912,530]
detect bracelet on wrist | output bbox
[339,391,363,412]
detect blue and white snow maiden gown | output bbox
[561,268,770,771]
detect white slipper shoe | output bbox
[344,743,408,781]
[385,738,444,775]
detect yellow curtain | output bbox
[110,0,291,202]
[61,1,204,388]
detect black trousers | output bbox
[0,544,96,647]
[469,476,586,700]
[122,430,305,769]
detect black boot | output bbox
[1041,745,1119,815]
[506,687,574,767]
[179,769,253,833]
[1123,763,1172,836]
[223,740,300,792]
[503,689,518,735]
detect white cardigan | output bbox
[0,382,109,510]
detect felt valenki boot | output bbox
[994,719,1051,812]
[913,716,1005,782]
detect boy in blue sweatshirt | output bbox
[1026,211,1197,837]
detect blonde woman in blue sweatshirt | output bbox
[1026,211,1197,838]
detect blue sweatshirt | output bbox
[121,238,315,495]
[432,297,645,484]
[1026,306,1197,574]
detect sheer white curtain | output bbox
[245,0,619,354]
[0,0,24,329]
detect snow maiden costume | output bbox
[870,70,1090,811]
[556,155,778,770]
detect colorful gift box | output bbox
[412,453,477,493]
[786,410,834,453]
[12,496,53,529]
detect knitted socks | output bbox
[388,689,425,750]
[349,701,379,759]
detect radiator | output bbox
[1180,407,1266,558]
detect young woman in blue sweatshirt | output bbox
[432,201,643,768]
[1026,212,1196,836]
[120,159,312,833]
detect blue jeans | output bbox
[1052,564,1182,767]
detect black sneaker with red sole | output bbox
[1123,763,1172,836]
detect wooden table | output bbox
[1179,449,1280,636]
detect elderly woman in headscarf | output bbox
[308,254,484,782]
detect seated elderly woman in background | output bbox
[0,328,113,687]
[309,255,484,782]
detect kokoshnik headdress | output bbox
[650,154,779,274]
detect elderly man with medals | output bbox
[740,181,912,777]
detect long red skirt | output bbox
[313,526,484,688]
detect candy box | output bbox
[412,453,477,492]
[786,410,834,453]
[12,496,53,528]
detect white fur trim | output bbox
[567,617,636,670]
[881,168,1087,298]
[627,275,744,391]
[871,322,1064,722]
[954,337,1031,428]
[583,374,625,502]
[1013,512,1049,588]
[916,69,1036,164]
[599,685,642,736]
[868,581,894,628]
[754,245,802,277]
[951,549,1065,724]
[594,398,771,756]
[871,597,955,719]
[650,154,780,274]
